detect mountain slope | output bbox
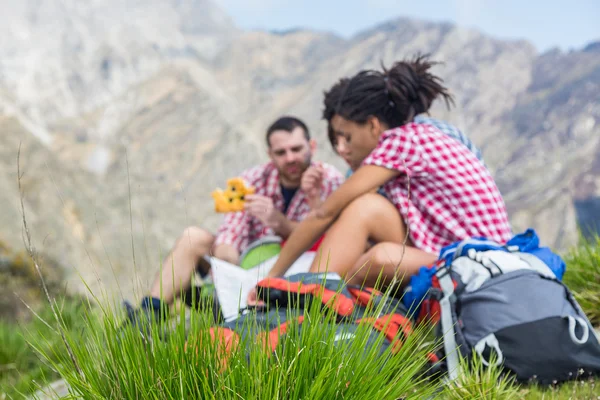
[0,2,598,305]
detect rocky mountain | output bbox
[494,49,600,247]
[0,0,237,142]
[0,0,598,311]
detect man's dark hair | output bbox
[322,54,454,134]
[266,116,310,147]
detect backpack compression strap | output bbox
[357,313,413,353]
[256,316,306,354]
[256,278,355,316]
[435,267,462,381]
[347,287,382,307]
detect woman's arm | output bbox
[268,165,400,277]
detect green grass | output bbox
[0,297,89,398]
[440,353,600,399]
[522,377,600,399]
[442,353,520,399]
[31,288,442,399]
[562,233,600,325]
[4,235,600,399]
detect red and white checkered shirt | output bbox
[214,161,344,254]
[362,123,512,254]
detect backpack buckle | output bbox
[427,287,443,301]
[435,265,451,280]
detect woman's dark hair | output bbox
[322,54,454,133]
[323,77,351,149]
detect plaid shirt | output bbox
[413,115,484,164]
[362,123,512,254]
[346,116,484,191]
[214,161,344,254]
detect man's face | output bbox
[267,127,315,186]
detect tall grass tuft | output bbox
[441,353,520,400]
[30,283,442,399]
[563,233,600,325]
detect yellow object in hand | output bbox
[211,177,256,213]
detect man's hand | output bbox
[244,194,281,229]
[301,164,324,209]
[245,195,297,238]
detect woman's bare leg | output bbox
[309,193,409,274]
[347,242,437,289]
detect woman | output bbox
[264,55,512,290]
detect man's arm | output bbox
[268,165,400,277]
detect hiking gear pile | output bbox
[207,272,437,367]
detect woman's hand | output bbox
[246,287,265,307]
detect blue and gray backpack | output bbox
[404,229,600,385]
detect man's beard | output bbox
[279,155,312,185]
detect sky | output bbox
[214,0,599,52]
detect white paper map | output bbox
[207,252,316,321]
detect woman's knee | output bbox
[339,193,406,243]
[341,193,397,219]
[366,243,400,266]
[349,242,421,286]
[346,245,388,286]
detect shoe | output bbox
[118,301,166,343]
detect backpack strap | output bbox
[513,252,556,279]
[357,313,413,353]
[256,316,305,354]
[256,278,355,316]
[347,287,382,307]
[435,267,462,381]
[542,274,599,344]
[198,327,240,370]
[208,327,240,353]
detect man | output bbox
[123,116,344,327]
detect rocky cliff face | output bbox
[0,0,598,309]
[494,49,600,249]
[0,0,237,141]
